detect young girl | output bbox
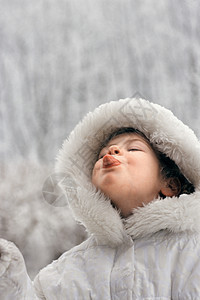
[1,98,200,299]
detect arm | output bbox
[0,238,40,300]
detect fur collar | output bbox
[56,98,200,246]
[63,182,200,246]
[124,192,200,239]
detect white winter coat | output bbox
[1,98,200,299]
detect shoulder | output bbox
[168,231,200,246]
[148,230,200,248]
[34,238,114,299]
[35,237,95,274]
[152,231,200,278]
[135,230,200,264]
[33,238,92,298]
[35,236,114,277]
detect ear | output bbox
[160,177,181,197]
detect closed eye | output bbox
[128,149,140,152]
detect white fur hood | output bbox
[56,98,200,246]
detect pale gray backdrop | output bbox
[1,0,200,164]
[0,0,199,278]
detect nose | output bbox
[108,145,122,155]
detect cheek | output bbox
[147,158,162,184]
[137,155,160,180]
[151,157,161,175]
[91,169,96,184]
[91,162,100,184]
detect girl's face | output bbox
[92,133,165,217]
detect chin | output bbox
[101,174,123,188]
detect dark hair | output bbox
[156,152,195,196]
[101,127,195,197]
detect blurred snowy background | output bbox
[0,0,200,278]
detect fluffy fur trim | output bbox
[56,98,200,246]
[68,184,125,246]
[124,192,200,239]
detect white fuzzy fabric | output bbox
[71,185,125,246]
[56,98,200,246]
[124,192,200,239]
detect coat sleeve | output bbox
[0,238,41,300]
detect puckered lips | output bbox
[102,154,121,168]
